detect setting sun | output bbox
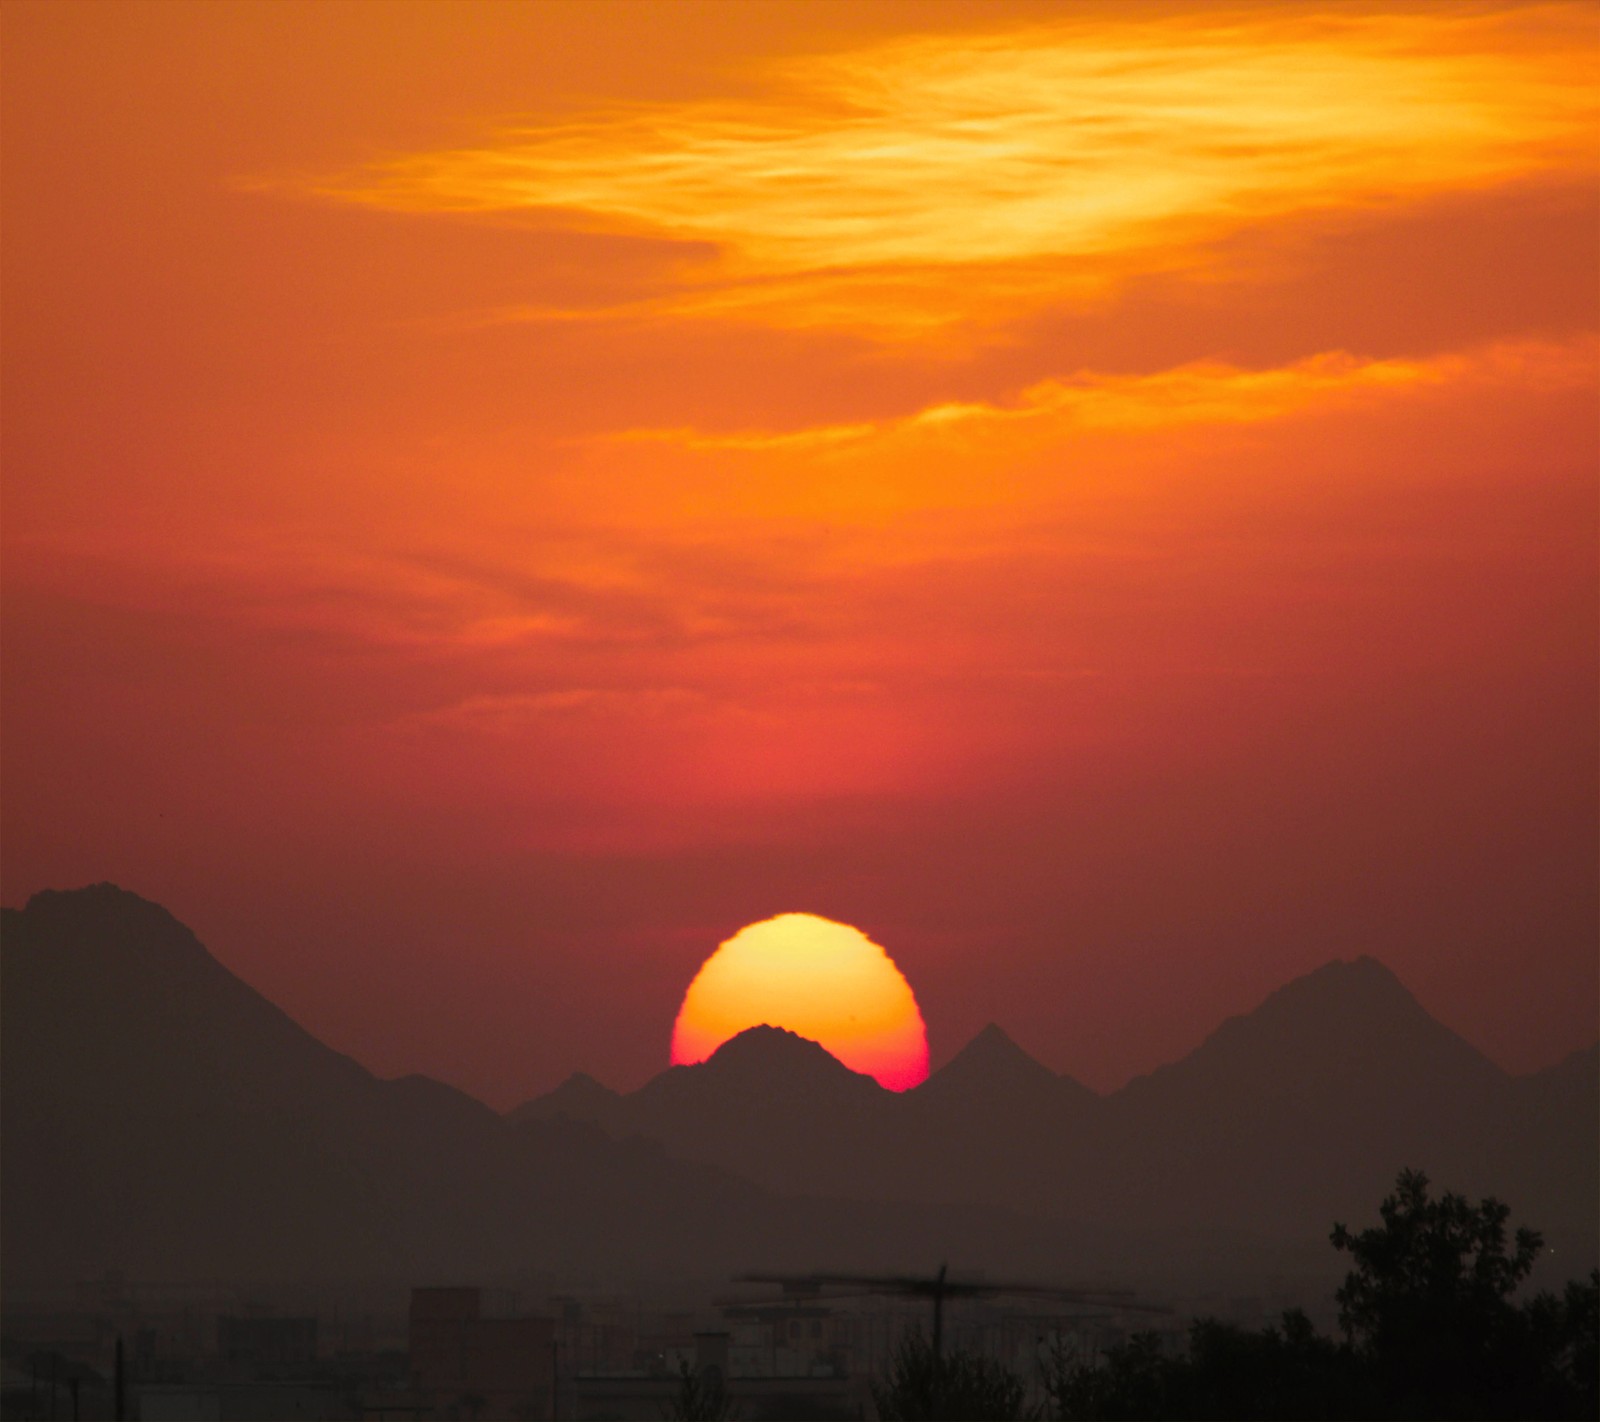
[671,914,929,1090]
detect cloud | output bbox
[606,336,1598,456]
[272,6,1599,341]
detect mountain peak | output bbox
[1215,954,1445,1054]
[506,1070,622,1126]
[562,1070,615,1093]
[1121,952,1504,1105]
[944,1023,1056,1081]
[25,881,182,925]
[630,1024,883,1117]
[12,883,215,973]
[915,1020,1083,1114]
[1262,955,1421,1020]
[705,1024,858,1077]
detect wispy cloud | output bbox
[607,337,1598,454]
[270,6,1599,340]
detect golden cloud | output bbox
[283,6,1599,339]
[607,336,1599,454]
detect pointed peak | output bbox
[507,1070,622,1123]
[955,1022,1031,1061]
[562,1070,614,1092]
[927,1022,1057,1090]
[551,1070,620,1100]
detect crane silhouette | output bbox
[738,1265,1170,1363]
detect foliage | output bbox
[870,1329,1038,1421]
[1047,1170,1600,1421]
[1329,1168,1590,1419]
[1521,1272,1600,1422]
[1049,1330,1175,1421]
[1047,1313,1361,1421]
[663,1359,733,1422]
[1331,1169,1538,1360]
[1184,1310,1365,1420]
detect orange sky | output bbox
[3,0,1596,1107]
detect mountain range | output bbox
[4,884,1594,1300]
[512,956,1596,1242]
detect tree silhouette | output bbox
[1331,1168,1591,1419]
[663,1359,732,1422]
[870,1329,1037,1421]
[1045,1170,1599,1420]
[1522,1270,1600,1420]
[1048,1330,1175,1421]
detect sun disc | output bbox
[670,913,929,1090]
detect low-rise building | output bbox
[408,1287,553,1421]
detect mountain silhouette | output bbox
[6,886,1593,1299]
[892,1024,1098,1210]
[1090,955,1527,1234]
[1494,1042,1600,1243]
[517,1070,626,1132]
[640,1025,884,1116]
[1,885,720,1286]
[508,1020,1097,1206]
[2,885,1067,1296]
[513,1023,895,1201]
[706,1022,860,1069]
[917,1023,1084,1104]
[1122,956,1503,1101]
[506,955,1596,1259]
